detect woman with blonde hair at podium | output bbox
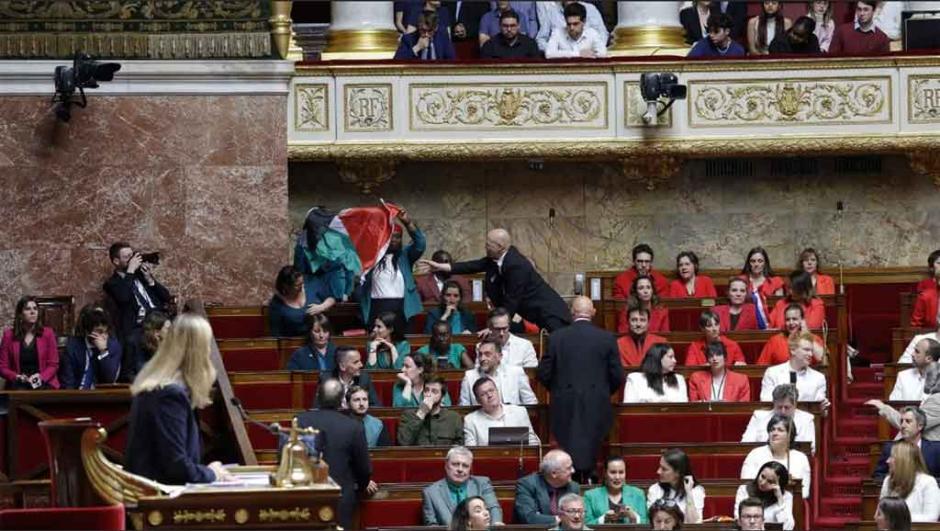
[125,313,233,484]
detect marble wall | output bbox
[0,95,288,322]
[289,157,940,297]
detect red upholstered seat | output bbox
[218,340,280,371]
[359,497,518,527]
[209,314,266,339]
[623,454,745,480]
[0,505,125,530]
[617,413,752,444]
[232,382,294,410]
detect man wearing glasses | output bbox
[737,497,766,530]
[480,9,541,59]
[553,493,589,530]
[480,307,538,369]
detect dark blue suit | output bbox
[59,336,123,389]
[126,384,214,485]
[394,30,456,60]
[873,439,940,483]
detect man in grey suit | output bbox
[514,449,580,525]
[422,446,503,525]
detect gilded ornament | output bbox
[235,508,250,524]
[258,507,312,523]
[345,84,393,132]
[318,505,335,522]
[295,84,329,132]
[336,160,398,194]
[909,76,940,123]
[620,156,683,190]
[172,509,226,524]
[147,511,163,527]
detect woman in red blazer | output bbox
[757,303,825,365]
[0,296,59,389]
[797,247,835,296]
[617,276,669,334]
[713,277,759,332]
[915,250,940,294]
[687,342,751,402]
[739,246,784,298]
[684,310,746,365]
[768,271,825,329]
[667,251,717,299]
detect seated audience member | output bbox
[757,305,826,365]
[736,462,795,530]
[809,0,835,52]
[445,0,490,45]
[876,496,913,531]
[395,0,423,33]
[328,346,381,408]
[647,448,704,524]
[449,496,493,531]
[828,0,889,55]
[514,449,580,525]
[584,456,648,525]
[464,377,538,446]
[740,246,785,299]
[613,243,670,299]
[769,16,821,54]
[61,304,122,389]
[879,440,940,522]
[874,0,903,44]
[667,251,717,299]
[624,344,688,403]
[912,274,939,328]
[748,1,792,55]
[618,277,669,334]
[422,446,503,526]
[404,0,452,34]
[871,406,940,483]
[479,1,535,46]
[797,247,835,295]
[394,352,453,407]
[737,497,769,531]
[128,311,170,376]
[286,314,336,372]
[741,415,811,499]
[425,280,476,335]
[367,311,410,370]
[419,320,472,369]
[459,339,536,406]
[268,265,315,337]
[483,307,538,368]
[103,242,171,354]
[890,338,940,401]
[679,0,712,44]
[396,11,456,61]
[347,385,390,447]
[648,499,684,530]
[743,384,817,454]
[688,13,747,58]
[769,271,825,329]
[759,331,828,403]
[684,310,746,366]
[915,250,940,294]
[416,249,471,303]
[900,313,940,363]
[0,296,59,389]
[480,8,542,59]
[714,277,759,332]
[688,342,751,402]
[536,0,608,52]
[398,374,463,445]
[545,2,607,59]
[617,307,667,367]
[871,365,940,442]
[555,493,588,530]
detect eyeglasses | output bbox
[562,509,585,516]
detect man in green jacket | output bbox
[398,374,463,446]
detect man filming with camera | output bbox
[103,241,172,380]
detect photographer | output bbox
[103,242,171,380]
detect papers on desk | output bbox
[182,471,271,491]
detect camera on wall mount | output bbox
[639,73,687,125]
[52,51,121,122]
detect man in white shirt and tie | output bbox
[544,2,608,59]
[760,331,828,406]
[742,384,816,454]
[463,377,539,446]
[459,339,537,406]
[891,338,940,401]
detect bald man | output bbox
[421,229,571,332]
[538,297,624,482]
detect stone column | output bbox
[321,1,398,60]
[609,1,687,56]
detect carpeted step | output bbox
[819,496,861,519]
[847,382,884,400]
[814,515,861,528]
[850,366,880,383]
[836,418,879,437]
[827,456,871,477]
[829,441,876,458]
[821,476,863,497]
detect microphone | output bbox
[789,371,797,385]
[230,397,282,436]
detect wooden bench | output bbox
[890,327,933,362]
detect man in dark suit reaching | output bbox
[538,296,624,483]
[296,378,375,529]
[420,228,571,332]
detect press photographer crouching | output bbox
[103,241,172,381]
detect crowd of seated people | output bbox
[388,0,902,63]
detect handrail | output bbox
[210,340,256,466]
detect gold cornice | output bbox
[289,133,940,162]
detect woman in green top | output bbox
[584,456,648,525]
[417,320,473,369]
[392,352,452,408]
[366,311,410,370]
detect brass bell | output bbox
[270,418,318,488]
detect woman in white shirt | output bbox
[740,414,811,499]
[879,440,940,522]
[646,448,705,524]
[808,0,835,52]
[624,344,688,403]
[735,461,796,530]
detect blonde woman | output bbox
[125,314,232,484]
[879,440,940,522]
